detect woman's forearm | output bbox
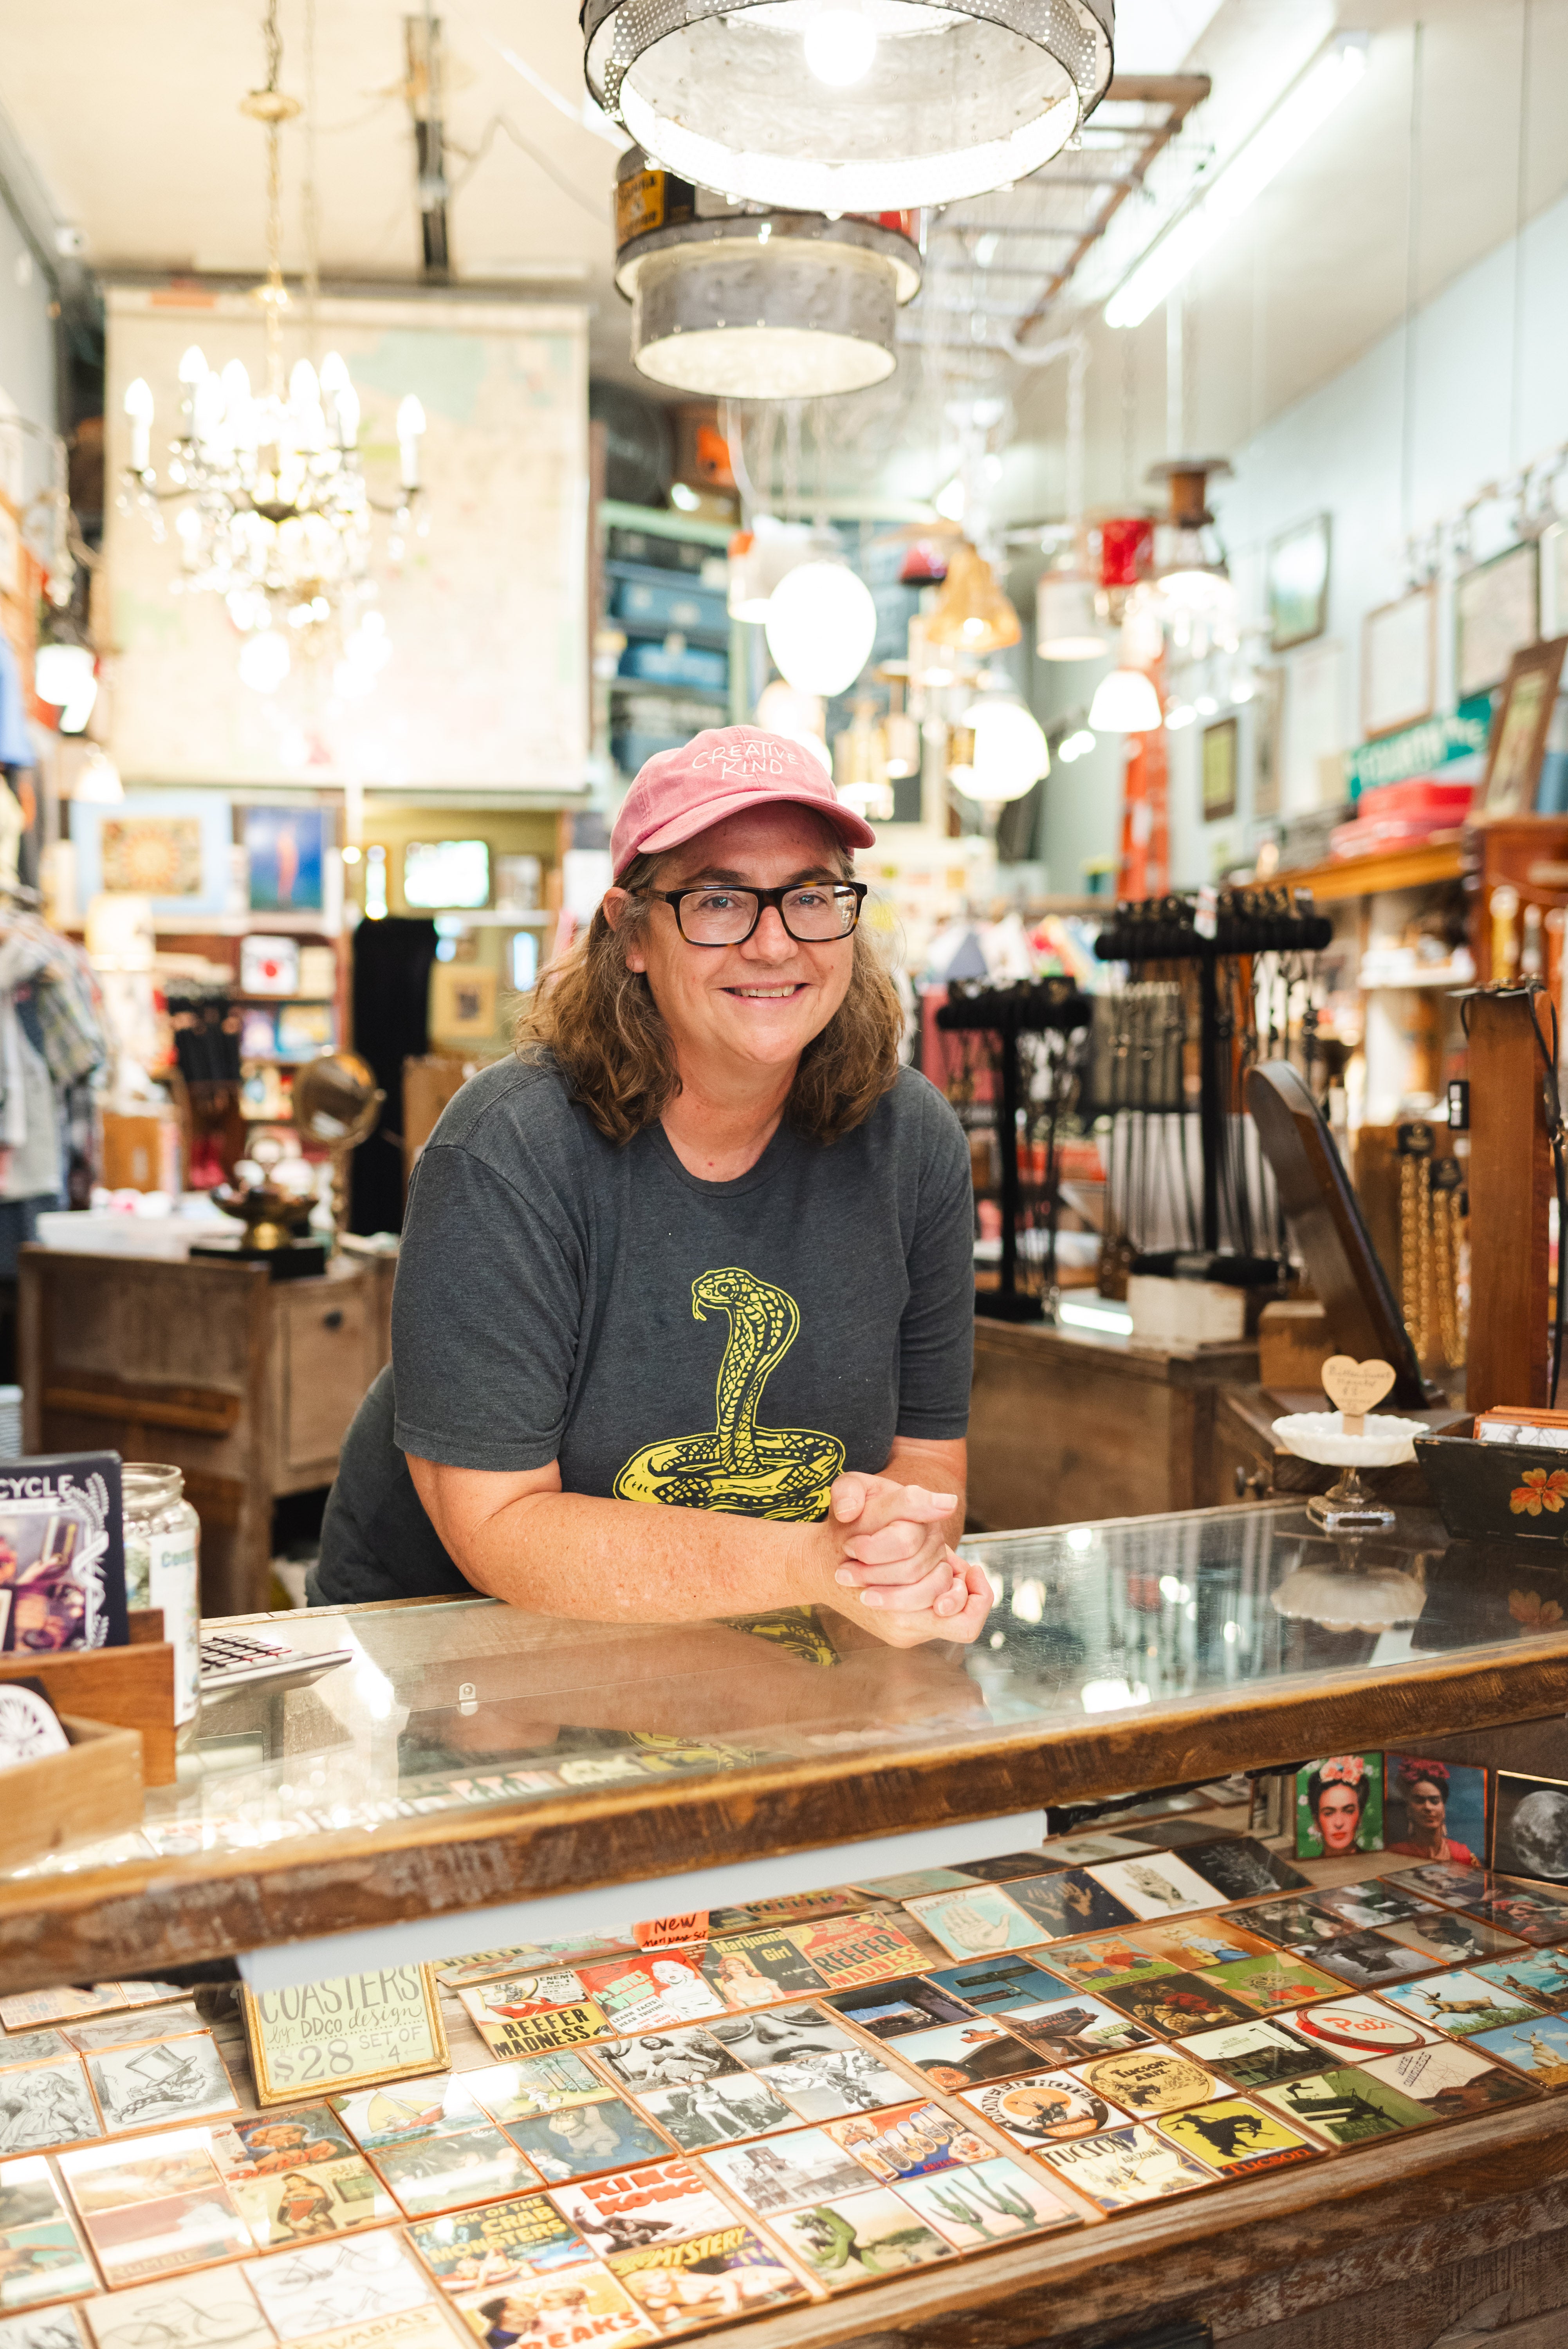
[421,1479,837,1622]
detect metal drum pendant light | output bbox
[584,0,1115,214]
[615,153,921,397]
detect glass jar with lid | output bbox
[122,1464,201,1740]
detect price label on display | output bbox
[242,1964,449,2106]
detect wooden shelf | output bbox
[1277,834,1467,903]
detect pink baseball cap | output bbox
[610,725,875,879]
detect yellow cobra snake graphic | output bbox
[615,1267,844,1520]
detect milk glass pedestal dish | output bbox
[1271,1409,1427,1531]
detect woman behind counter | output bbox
[314,727,991,1647]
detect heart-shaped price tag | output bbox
[1321,1354,1396,1436]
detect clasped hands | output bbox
[814,1470,991,1646]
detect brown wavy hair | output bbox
[516,846,902,1147]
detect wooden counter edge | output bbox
[2,1632,1568,1986]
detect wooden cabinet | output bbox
[18,1247,393,1615]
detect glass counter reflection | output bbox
[13,1501,1568,1882]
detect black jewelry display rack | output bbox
[1092,888,1333,1276]
[936,976,1093,1323]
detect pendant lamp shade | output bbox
[583,0,1115,215]
[1088,665,1162,733]
[925,541,1021,653]
[765,560,878,696]
[958,690,1050,801]
[1036,568,1109,661]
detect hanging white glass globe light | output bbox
[1088,664,1162,733]
[956,684,1050,803]
[764,557,878,696]
[583,0,1115,216]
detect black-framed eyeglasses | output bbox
[644,880,867,947]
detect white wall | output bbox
[1038,175,1568,894]
[0,194,56,495]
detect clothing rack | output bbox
[1092,889,1332,1274]
[936,976,1092,1323]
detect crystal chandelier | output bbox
[119,0,424,684]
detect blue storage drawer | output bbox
[619,639,729,689]
[610,575,728,632]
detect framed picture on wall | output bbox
[1456,541,1539,700]
[245,806,326,914]
[1362,588,1436,738]
[1478,637,1568,818]
[1202,717,1238,822]
[1252,668,1286,819]
[1268,515,1331,652]
[1541,522,1568,639]
[70,791,232,917]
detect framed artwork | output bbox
[1252,668,1285,819]
[1201,718,1238,823]
[430,962,499,1042]
[1384,1755,1488,1867]
[245,806,326,915]
[1542,522,1568,639]
[1268,515,1331,652]
[240,935,302,996]
[70,790,232,918]
[241,1965,448,2106]
[1456,541,1539,700]
[1362,588,1436,738]
[1478,637,1568,818]
[1492,1771,1568,1882]
[1294,1754,1383,1859]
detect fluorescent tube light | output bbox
[1105,34,1370,330]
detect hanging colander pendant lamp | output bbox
[583,0,1115,215]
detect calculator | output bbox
[198,1630,355,1697]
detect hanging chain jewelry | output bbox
[1432,1176,1456,1368]
[1416,1152,1433,1369]
[1400,1153,1427,1365]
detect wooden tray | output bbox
[0,1642,175,1785]
[0,1713,144,1874]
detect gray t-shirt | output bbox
[313,1054,975,1604]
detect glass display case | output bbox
[4,1501,1568,1995]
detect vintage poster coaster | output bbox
[451,2262,651,2347]
[1155,2097,1321,2178]
[59,2133,250,2283]
[0,2056,102,2153]
[502,2099,673,2186]
[697,1931,828,2012]
[701,2131,878,2218]
[1003,1994,1157,2064]
[331,2077,485,2151]
[821,2100,987,2183]
[1173,1839,1310,1901]
[891,2022,1047,2095]
[999,1871,1137,1940]
[635,2075,797,2152]
[894,2156,1081,2250]
[242,1967,449,2108]
[574,1958,727,2038]
[609,2218,812,2328]
[1473,1950,1568,2012]
[1307,1879,1429,1930]
[781,1916,926,1990]
[407,2191,595,2291]
[0,2307,89,2349]
[1129,1918,1272,1973]
[756,2045,913,2125]
[81,2267,275,2349]
[1035,2123,1216,2212]
[818,1978,974,2040]
[1286,1996,1438,2057]
[1096,1972,1258,2037]
[370,2123,541,2218]
[1379,1908,1526,1969]
[1173,2019,1328,2094]
[1306,1930,1443,1990]
[463,2055,613,2125]
[958,2069,1130,2148]
[1035,1934,1175,1992]
[920,1956,1073,2016]
[1467,2012,1568,2086]
[899,1889,1043,1962]
[1035,1834,1158,1865]
[1253,2068,1436,2147]
[1205,1953,1346,2014]
[1378,1968,1550,2038]
[547,2162,736,2259]
[0,2154,97,2308]
[1358,2040,1539,2120]
[244,2228,437,2340]
[763,2185,952,2290]
[1083,1856,1222,1921]
[1072,2048,1219,2119]
[590,2036,741,2102]
[83,2035,238,2135]
[1232,1898,1356,1956]
[700,2006,858,2075]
